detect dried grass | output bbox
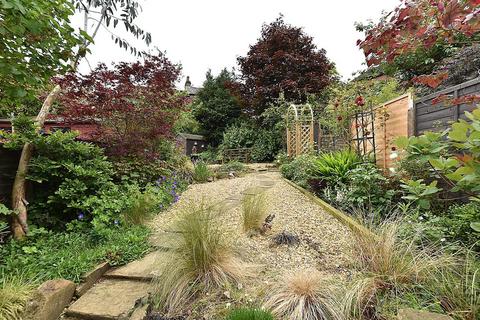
[241,193,268,233]
[343,221,454,319]
[263,269,343,320]
[153,200,248,317]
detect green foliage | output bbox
[400,179,442,210]
[173,110,201,135]
[225,308,274,320]
[112,157,171,186]
[15,131,116,228]
[280,154,317,188]
[406,203,480,252]
[313,150,361,184]
[219,161,247,174]
[0,0,81,114]
[193,161,212,183]
[322,79,404,136]
[342,162,396,213]
[0,275,33,320]
[222,122,257,150]
[251,129,282,162]
[193,69,242,146]
[0,226,150,283]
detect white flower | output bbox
[390,152,398,159]
[419,216,424,221]
[226,303,232,308]
[440,238,446,242]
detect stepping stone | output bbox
[398,309,453,320]
[66,279,150,319]
[105,251,163,281]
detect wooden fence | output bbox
[352,94,413,171]
[414,78,480,135]
[223,148,252,163]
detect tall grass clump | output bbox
[344,221,452,319]
[225,307,274,320]
[122,188,155,225]
[193,161,212,183]
[241,193,268,234]
[431,253,479,320]
[263,269,342,320]
[153,201,247,317]
[0,276,33,320]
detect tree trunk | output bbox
[10,85,61,239]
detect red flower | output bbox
[355,96,365,106]
[334,101,339,108]
[337,116,343,121]
[391,146,397,151]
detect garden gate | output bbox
[352,108,376,162]
[286,104,314,157]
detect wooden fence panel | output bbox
[414,78,480,135]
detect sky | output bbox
[76,0,399,87]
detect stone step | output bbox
[65,279,151,320]
[104,251,162,281]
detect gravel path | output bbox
[149,171,354,316]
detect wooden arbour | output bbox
[286,104,314,157]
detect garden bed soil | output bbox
[149,171,355,319]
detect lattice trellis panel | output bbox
[286,104,314,157]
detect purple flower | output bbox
[174,195,179,203]
[78,213,85,220]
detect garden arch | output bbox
[286,103,314,157]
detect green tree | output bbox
[4,0,152,239]
[193,69,242,146]
[0,0,82,116]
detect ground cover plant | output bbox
[193,161,212,183]
[0,275,33,320]
[153,200,248,317]
[225,308,274,320]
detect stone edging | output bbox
[282,178,373,237]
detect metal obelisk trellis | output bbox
[353,107,376,162]
[286,104,314,157]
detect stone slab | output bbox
[398,308,453,320]
[24,279,76,320]
[105,251,163,280]
[129,305,148,320]
[76,262,110,297]
[66,279,150,319]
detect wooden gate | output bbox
[286,104,314,157]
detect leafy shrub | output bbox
[263,269,342,320]
[0,275,33,320]
[121,187,157,225]
[251,129,282,162]
[280,154,317,188]
[406,203,480,252]
[153,201,247,317]
[193,161,212,183]
[112,157,172,186]
[24,131,115,229]
[222,122,257,150]
[222,123,281,162]
[241,193,268,234]
[313,149,361,184]
[225,308,274,320]
[219,161,247,174]
[400,179,442,210]
[338,163,396,214]
[0,226,150,283]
